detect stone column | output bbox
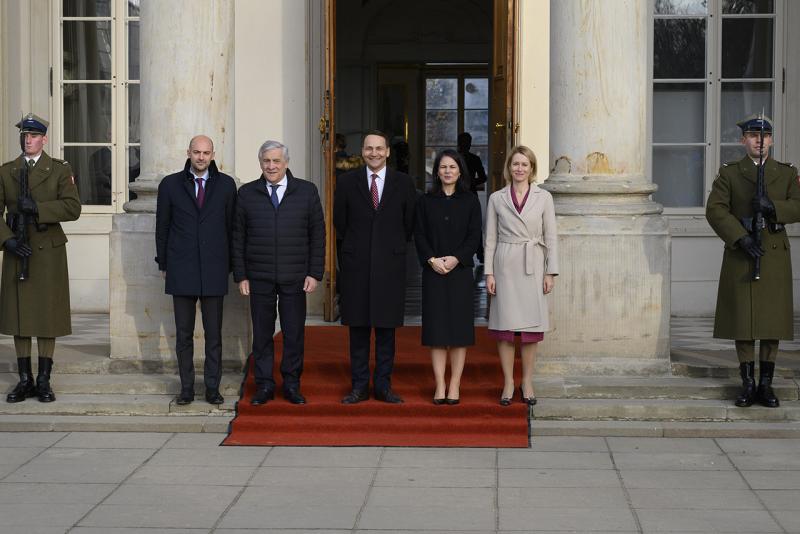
[539,0,671,375]
[110,0,249,365]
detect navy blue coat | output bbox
[231,171,325,292]
[155,160,237,296]
[333,166,417,328]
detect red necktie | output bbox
[195,178,205,208]
[370,173,379,210]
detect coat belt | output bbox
[497,237,546,275]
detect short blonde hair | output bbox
[502,145,537,184]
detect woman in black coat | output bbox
[414,149,482,404]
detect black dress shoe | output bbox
[205,389,224,405]
[176,388,194,406]
[251,388,275,406]
[341,389,369,404]
[375,388,404,404]
[520,386,537,406]
[283,388,306,405]
[432,398,446,405]
[499,397,512,406]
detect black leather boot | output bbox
[734,361,756,407]
[757,361,779,408]
[6,358,36,403]
[36,357,56,403]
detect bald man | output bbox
[156,136,237,405]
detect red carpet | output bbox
[223,326,530,447]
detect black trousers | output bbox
[349,326,396,393]
[173,295,224,390]
[250,282,306,391]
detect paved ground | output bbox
[0,433,798,533]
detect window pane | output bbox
[720,144,746,164]
[426,79,457,109]
[464,78,488,109]
[720,81,772,142]
[63,0,111,17]
[128,84,140,143]
[128,0,141,16]
[64,83,112,142]
[464,110,488,146]
[63,21,112,80]
[652,146,705,207]
[654,19,706,79]
[471,146,489,177]
[65,146,112,205]
[425,110,457,145]
[128,20,140,79]
[722,0,773,14]
[128,146,140,201]
[722,19,773,78]
[654,0,707,15]
[653,83,705,143]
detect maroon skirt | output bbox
[488,329,544,343]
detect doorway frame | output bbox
[320,0,520,321]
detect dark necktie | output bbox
[26,159,35,170]
[370,174,379,210]
[195,178,205,208]
[270,184,280,209]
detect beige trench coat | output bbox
[484,184,558,332]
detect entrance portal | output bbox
[322,0,517,321]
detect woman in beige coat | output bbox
[484,145,558,406]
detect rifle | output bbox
[16,131,31,281]
[751,117,766,281]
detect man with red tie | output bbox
[155,135,237,406]
[333,130,418,404]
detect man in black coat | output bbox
[232,140,325,405]
[155,135,237,406]
[333,130,417,404]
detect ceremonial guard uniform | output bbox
[706,114,800,408]
[0,114,81,403]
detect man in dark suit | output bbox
[232,140,325,406]
[333,130,417,404]
[155,135,237,406]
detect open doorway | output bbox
[322,0,516,321]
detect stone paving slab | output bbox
[380,448,496,468]
[498,450,614,469]
[0,482,114,504]
[53,431,171,449]
[612,451,734,471]
[620,469,750,489]
[499,486,629,508]
[627,487,764,510]
[126,464,255,486]
[636,508,783,533]
[262,446,382,467]
[373,466,496,487]
[499,505,638,532]
[499,467,622,488]
[356,504,495,531]
[755,489,800,510]
[606,436,722,453]
[249,466,376,487]
[219,503,362,530]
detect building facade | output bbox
[1,0,799,367]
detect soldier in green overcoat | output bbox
[706,114,800,408]
[0,114,81,403]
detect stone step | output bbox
[2,373,797,401]
[0,414,232,433]
[0,394,236,417]
[533,398,800,422]
[530,419,800,438]
[0,373,244,396]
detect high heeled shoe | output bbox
[520,386,537,406]
[432,397,447,405]
[499,387,514,406]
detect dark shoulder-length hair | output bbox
[430,148,470,194]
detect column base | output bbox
[109,213,250,364]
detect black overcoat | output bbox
[333,167,417,328]
[155,160,237,297]
[414,190,482,346]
